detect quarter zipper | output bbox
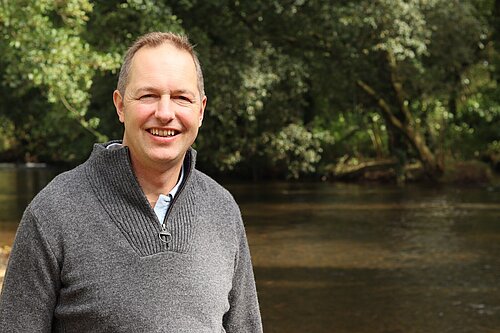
[159,223,172,249]
[157,157,192,251]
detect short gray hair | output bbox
[117,32,205,99]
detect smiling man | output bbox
[0,32,263,333]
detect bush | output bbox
[442,160,493,184]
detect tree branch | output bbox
[356,80,404,132]
[385,51,414,123]
[60,96,108,142]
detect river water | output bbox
[1,168,499,332]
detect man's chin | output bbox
[149,151,186,167]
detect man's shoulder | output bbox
[192,168,230,193]
[29,163,90,212]
[191,169,237,205]
[190,169,244,236]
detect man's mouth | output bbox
[148,128,178,137]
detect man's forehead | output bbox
[124,51,197,97]
[128,44,196,78]
[129,46,195,80]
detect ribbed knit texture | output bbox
[0,143,262,333]
[85,145,199,256]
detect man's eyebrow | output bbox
[133,86,159,94]
[171,89,196,97]
[131,87,196,97]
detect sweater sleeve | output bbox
[0,208,60,332]
[223,215,263,333]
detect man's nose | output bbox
[155,96,175,122]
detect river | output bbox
[1,168,499,332]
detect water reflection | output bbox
[227,182,500,333]
[1,171,499,332]
[0,167,59,245]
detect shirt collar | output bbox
[106,142,184,199]
[169,163,184,199]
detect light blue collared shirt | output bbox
[153,166,184,224]
[106,142,184,224]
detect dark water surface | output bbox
[0,167,61,246]
[227,182,500,333]
[1,168,500,332]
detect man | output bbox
[0,32,263,332]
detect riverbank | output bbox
[0,246,10,287]
[324,158,499,185]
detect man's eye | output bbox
[176,96,193,103]
[139,94,156,100]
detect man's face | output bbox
[113,43,206,172]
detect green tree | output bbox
[0,0,119,161]
[0,0,498,180]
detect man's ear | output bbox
[113,90,125,123]
[199,95,207,127]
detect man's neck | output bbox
[130,157,184,207]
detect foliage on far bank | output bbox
[0,0,499,182]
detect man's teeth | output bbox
[150,129,176,137]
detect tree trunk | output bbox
[356,80,443,178]
[493,0,500,85]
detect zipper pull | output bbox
[159,224,172,248]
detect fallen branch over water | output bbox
[332,158,398,179]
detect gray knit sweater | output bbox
[0,143,262,333]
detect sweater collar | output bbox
[104,141,185,201]
[84,141,199,256]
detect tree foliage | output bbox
[0,0,498,180]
